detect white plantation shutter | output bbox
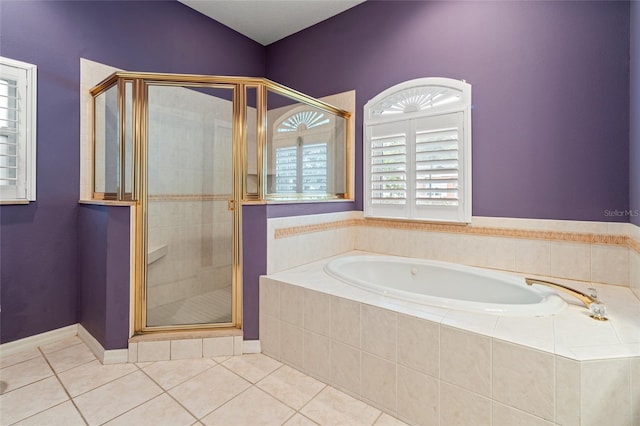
[0,57,36,203]
[366,121,408,217]
[412,112,466,221]
[364,78,471,223]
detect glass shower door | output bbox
[145,84,235,328]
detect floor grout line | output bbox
[137,361,205,422]
[3,344,409,426]
[36,346,90,426]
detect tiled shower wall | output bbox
[267,212,640,291]
[145,86,233,309]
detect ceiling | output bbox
[178,0,366,46]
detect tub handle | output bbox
[525,278,608,321]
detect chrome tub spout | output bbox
[525,278,608,321]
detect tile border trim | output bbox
[273,218,640,254]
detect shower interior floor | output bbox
[147,286,232,326]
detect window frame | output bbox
[0,56,37,204]
[364,77,471,223]
[269,105,336,199]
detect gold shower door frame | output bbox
[135,78,246,334]
[90,71,352,336]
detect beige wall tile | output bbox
[361,304,397,362]
[303,331,331,382]
[330,341,361,397]
[259,316,281,360]
[137,340,171,362]
[361,353,397,414]
[397,314,439,378]
[127,342,138,363]
[280,322,304,369]
[331,296,360,348]
[423,232,460,263]
[628,251,639,296]
[440,382,491,426]
[555,356,581,426]
[397,365,439,426]
[591,245,629,286]
[580,358,631,426]
[260,278,280,318]
[492,340,555,421]
[304,289,332,337]
[631,357,640,423]
[171,339,202,360]
[492,402,554,426]
[356,227,413,257]
[514,239,551,276]
[549,242,591,282]
[440,326,491,397]
[233,336,243,355]
[280,284,304,326]
[203,336,234,358]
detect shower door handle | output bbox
[227,199,236,211]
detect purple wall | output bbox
[242,205,267,340]
[631,1,640,227]
[77,205,130,350]
[266,0,631,222]
[0,0,265,345]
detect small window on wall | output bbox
[0,57,37,204]
[364,78,471,223]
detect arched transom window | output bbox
[364,77,472,223]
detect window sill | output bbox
[264,197,353,204]
[0,199,31,205]
[78,199,136,206]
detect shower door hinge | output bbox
[228,199,236,211]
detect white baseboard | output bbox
[243,340,261,354]
[0,324,78,357]
[77,324,128,364]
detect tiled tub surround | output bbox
[268,212,640,293]
[260,253,640,425]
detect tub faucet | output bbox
[525,278,608,321]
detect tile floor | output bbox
[0,337,407,426]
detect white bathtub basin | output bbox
[324,255,567,316]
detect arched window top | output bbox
[276,109,332,133]
[367,77,471,121]
[363,77,472,223]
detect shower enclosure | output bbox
[90,72,350,334]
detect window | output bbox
[275,140,328,194]
[271,108,334,197]
[0,57,37,203]
[364,78,471,223]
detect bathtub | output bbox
[324,255,567,316]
